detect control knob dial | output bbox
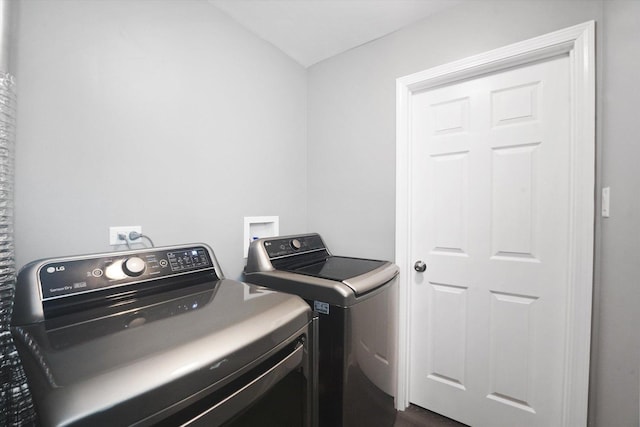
[290,239,302,250]
[123,257,146,277]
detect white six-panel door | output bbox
[409,54,572,426]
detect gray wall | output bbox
[12,0,640,425]
[14,0,307,280]
[307,0,638,425]
[596,1,640,425]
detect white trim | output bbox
[395,21,595,426]
[243,216,279,257]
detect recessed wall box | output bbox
[243,216,279,257]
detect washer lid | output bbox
[267,256,398,299]
[286,256,387,282]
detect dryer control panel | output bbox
[37,246,214,301]
[13,244,221,324]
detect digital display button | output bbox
[166,248,211,272]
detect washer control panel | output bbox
[37,246,214,301]
[263,234,326,259]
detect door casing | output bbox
[395,21,595,426]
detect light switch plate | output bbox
[601,187,610,218]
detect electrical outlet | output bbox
[109,226,142,245]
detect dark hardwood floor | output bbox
[394,405,468,427]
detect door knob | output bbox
[414,260,427,272]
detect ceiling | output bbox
[208,0,461,68]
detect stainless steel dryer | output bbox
[11,243,317,426]
[244,233,398,427]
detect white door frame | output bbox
[395,21,595,426]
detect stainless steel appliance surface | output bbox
[11,243,317,427]
[244,233,398,427]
